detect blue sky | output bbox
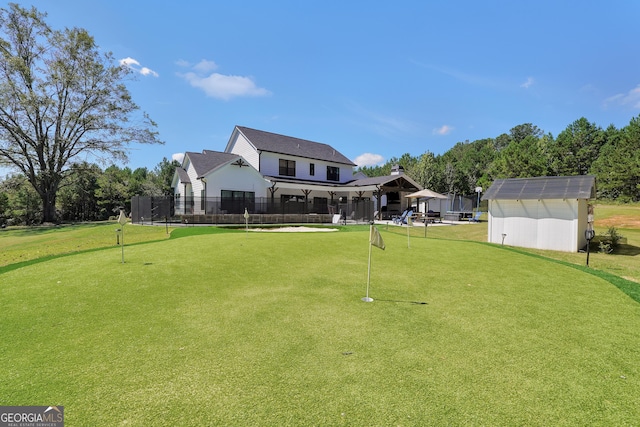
[10,1,640,171]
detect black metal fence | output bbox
[131,196,375,225]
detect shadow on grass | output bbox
[374,299,428,305]
[614,244,640,256]
[0,222,109,236]
[168,226,243,239]
[0,240,165,276]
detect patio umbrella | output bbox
[405,188,448,200]
[405,188,448,215]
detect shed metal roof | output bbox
[482,175,596,201]
[236,126,356,166]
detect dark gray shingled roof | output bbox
[186,150,242,178]
[175,166,191,184]
[482,175,596,200]
[236,126,356,166]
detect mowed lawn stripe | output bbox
[1,229,639,426]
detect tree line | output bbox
[2,115,639,225]
[359,117,640,203]
[0,158,178,225]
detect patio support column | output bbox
[374,186,382,220]
[301,189,312,213]
[269,183,278,213]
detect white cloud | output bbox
[177,59,270,100]
[604,84,640,109]
[354,153,385,167]
[433,125,454,136]
[520,77,534,89]
[120,57,139,67]
[172,153,185,164]
[193,59,218,73]
[119,57,158,77]
[139,67,158,77]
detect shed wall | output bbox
[488,199,586,252]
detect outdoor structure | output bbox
[166,126,421,224]
[482,175,596,252]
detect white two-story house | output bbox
[172,125,421,220]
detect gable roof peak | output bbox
[185,149,242,178]
[235,125,355,166]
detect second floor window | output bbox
[310,163,315,176]
[279,159,296,177]
[327,166,340,181]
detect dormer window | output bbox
[279,159,296,177]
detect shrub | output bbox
[598,226,623,254]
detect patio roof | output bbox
[265,173,422,194]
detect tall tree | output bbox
[489,135,549,179]
[0,172,40,224]
[549,117,605,176]
[510,123,543,143]
[152,157,180,196]
[412,151,438,190]
[591,119,640,201]
[57,162,102,221]
[0,4,161,222]
[95,165,132,217]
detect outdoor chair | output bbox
[402,210,414,225]
[470,211,482,222]
[393,209,409,224]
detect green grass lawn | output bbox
[1,224,640,426]
[396,203,640,284]
[0,222,172,268]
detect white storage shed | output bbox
[482,175,596,252]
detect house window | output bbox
[221,190,255,214]
[310,163,315,176]
[279,159,296,177]
[327,166,340,181]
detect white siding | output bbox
[186,163,204,195]
[259,153,280,176]
[260,152,352,183]
[205,163,268,198]
[488,199,583,252]
[227,132,260,170]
